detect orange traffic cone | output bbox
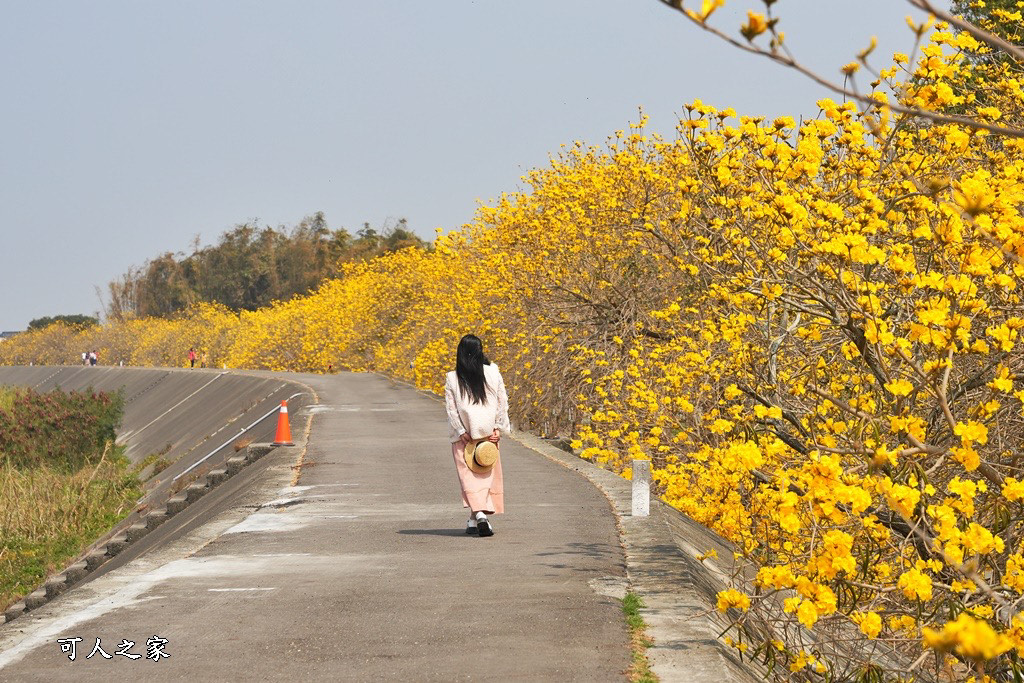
[273,401,294,446]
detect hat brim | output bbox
[464,439,499,474]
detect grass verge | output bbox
[0,445,142,610]
[0,384,142,611]
[622,591,657,682]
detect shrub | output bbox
[0,387,123,471]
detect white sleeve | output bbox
[494,368,511,433]
[444,374,466,439]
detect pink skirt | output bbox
[451,441,504,514]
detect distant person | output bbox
[88,350,97,366]
[444,334,510,537]
[82,351,89,366]
[188,347,197,368]
[200,350,208,368]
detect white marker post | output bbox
[632,459,650,517]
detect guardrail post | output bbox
[632,459,650,517]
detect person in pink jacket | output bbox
[444,334,511,537]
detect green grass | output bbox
[0,384,141,609]
[0,447,143,610]
[622,592,658,682]
[0,386,15,412]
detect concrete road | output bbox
[0,372,630,681]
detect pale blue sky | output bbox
[1,1,940,330]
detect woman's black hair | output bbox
[456,334,490,404]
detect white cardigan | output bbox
[444,363,512,443]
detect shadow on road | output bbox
[397,528,468,537]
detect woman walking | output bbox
[444,334,511,537]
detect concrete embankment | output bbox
[0,365,312,471]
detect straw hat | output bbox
[465,439,499,474]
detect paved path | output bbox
[0,372,630,681]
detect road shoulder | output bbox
[512,431,764,683]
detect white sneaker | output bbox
[466,518,477,535]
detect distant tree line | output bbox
[27,314,99,330]
[102,212,427,320]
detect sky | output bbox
[0,0,943,331]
